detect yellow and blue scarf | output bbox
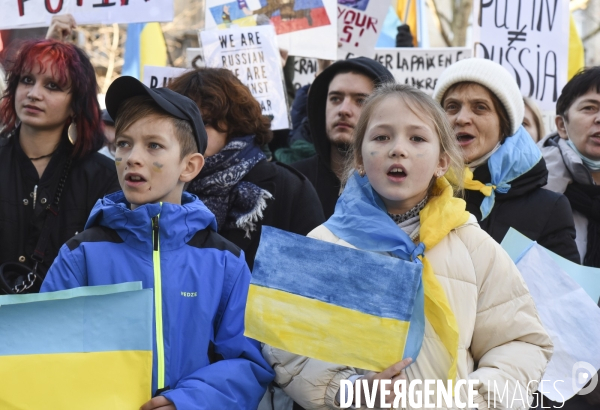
[324,172,469,382]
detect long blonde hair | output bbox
[345,83,464,196]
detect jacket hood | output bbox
[85,191,218,252]
[307,57,395,169]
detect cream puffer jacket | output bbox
[262,216,552,410]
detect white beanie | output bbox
[432,58,524,136]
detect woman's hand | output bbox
[361,358,412,406]
[46,14,77,41]
[140,396,176,410]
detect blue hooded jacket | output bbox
[41,191,274,409]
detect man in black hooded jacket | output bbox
[292,57,394,218]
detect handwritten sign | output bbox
[337,0,388,60]
[142,66,188,89]
[472,0,570,111]
[0,0,173,29]
[293,57,318,91]
[204,0,337,60]
[186,48,205,69]
[201,25,290,130]
[372,47,472,94]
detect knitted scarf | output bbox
[325,172,470,382]
[564,183,600,267]
[188,135,272,237]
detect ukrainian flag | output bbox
[245,227,423,371]
[0,282,153,409]
[122,22,168,80]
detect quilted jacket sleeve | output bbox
[457,224,553,410]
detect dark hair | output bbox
[442,81,512,139]
[168,68,272,145]
[0,39,104,158]
[114,95,196,160]
[556,66,600,118]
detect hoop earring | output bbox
[68,121,77,145]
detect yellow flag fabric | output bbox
[419,176,470,382]
[396,0,418,47]
[568,14,585,80]
[140,22,167,80]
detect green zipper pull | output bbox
[151,211,165,390]
[152,216,159,251]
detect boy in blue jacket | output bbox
[41,76,274,410]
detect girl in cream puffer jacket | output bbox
[262,84,552,410]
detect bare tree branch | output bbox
[427,0,453,46]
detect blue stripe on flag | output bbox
[122,23,146,79]
[252,226,422,322]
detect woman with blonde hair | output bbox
[523,97,546,142]
[262,83,551,409]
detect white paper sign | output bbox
[201,25,290,130]
[186,48,205,69]
[515,244,600,402]
[0,0,173,29]
[142,66,188,89]
[372,47,472,94]
[204,0,337,60]
[293,57,317,91]
[337,0,388,60]
[472,0,570,111]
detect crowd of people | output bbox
[0,15,599,410]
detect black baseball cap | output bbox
[105,76,208,154]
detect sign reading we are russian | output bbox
[373,48,472,94]
[472,0,570,111]
[0,0,173,29]
[201,25,290,130]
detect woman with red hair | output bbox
[0,39,119,294]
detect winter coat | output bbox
[41,191,274,409]
[464,157,580,263]
[218,160,325,270]
[540,133,596,264]
[0,129,120,281]
[292,58,395,219]
[263,217,553,410]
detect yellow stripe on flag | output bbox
[0,350,152,409]
[245,285,410,372]
[140,22,167,80]
[396,0,418,47]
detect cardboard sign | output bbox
[372,47,472,94]
[142,66,188,89]
[337,0,388,60]
[186,48,205,69]
[293,56,317,90]
[204,0,337,60]
[201,25,290,130]
[0,0,173,29]
[472,0,570,111]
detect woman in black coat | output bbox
[169,68,325,269]
[0,40,119,293]
[432,58,580,263]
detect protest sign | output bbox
[186,47,205,69]
[0,0,173,30]
[337,0,388,60]
[472,0,570,111]
[293,56,317,90]
[201,25,290,130]
[0,282,153,408]
[204,0,337,60]
[500,231,600,401]
[372,47,471,94]
[142,65,188,89]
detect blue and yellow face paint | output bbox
[0,283,153,409]
[245,227,423,372]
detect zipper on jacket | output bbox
[32,185,37,210]
[152,212,165,390]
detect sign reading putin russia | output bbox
[0,0,173,29]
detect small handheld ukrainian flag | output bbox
[0,282,153,409]
[245,227,424,371]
